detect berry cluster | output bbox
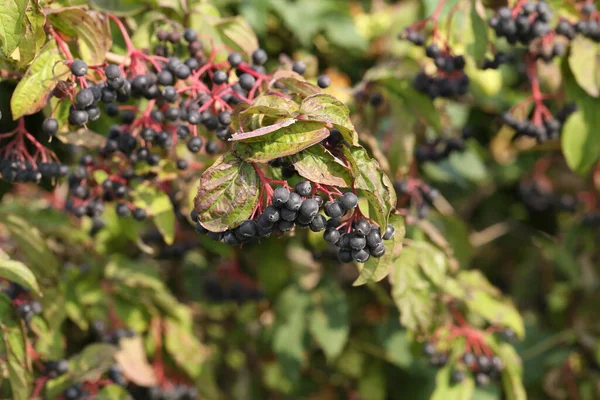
[64,154,148,225]
[519,180,578,213]
[394,179,439,219]
[414,136,466,163]
[502,103,576,142]
[532,42,567,63]
[424,341,505,387]
[423,324,518,388]
[15,300,42,322]
[571,3,600,42]
[489,2,553,45]
[0,159,69,183]
[130,384,198,400]
[412,44,469,98]
[194,181,394,263]
[324,217,395,263]
[481,52,512,70]
[43,359,69,379]
[203,275,265,303]
[63,383,91,400]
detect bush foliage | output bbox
[0,0,599,399]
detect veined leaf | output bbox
[389,246,438,332]
[214,16,258,58]
[342,145,396,228]
[89,0,147,16]
[300,93,359,145]
[47,7,112,65]
[235,121,329,163]
[194,152,260,231]
[0,294,31,400]
[11,40,68,119]
[291,145,353,187]
[0,0,27,58]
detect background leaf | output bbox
[0,258,42,297]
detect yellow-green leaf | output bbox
[11,40,68,119]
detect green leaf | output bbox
[11,40,68,119]
[47,8,112,65]
[561,110,600,175]
[0,0,27,58]
[431,364,475,400]
[375,318,413,367]
[291,145,353,187]
[342,145,397,228]
[273,284,311,381]
[358,360,386,400]
[270,72,321,98]
[300,93,359,145]
[89,0,148,16]
[454,271,525,338]
[354,214,406,285]
[214,16,258,58]
[309,279,349,362]
[194,152,260,232]
[0,294,31,400]
[18,1,47,66]
[468,0,489,65]
[130,11,166,49]
[45,343,118,399]
[487,341,526,400]
[29,317,63,360]
[165,318,208,379]
[562,61,600,174]
[0,258,41,297]
[376,78,441,132]
[389,246,438,332]
[95,385,132,400]
[133,183,175,244]
[568,36,599,98]
[234,121,330,163]
[1,214,60,282]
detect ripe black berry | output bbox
[176,159,188,170]
[285,192,303,211]
[340,192,358,210]
[292,61,306,75]
[183,28,198,42]
[252,49,268,65]
[228,52,243,67]
[272,187,290,207]
[105,64,121,79]
[70,60,88,77]
[133,208,146,221]
[116,203,131,217]
[382,224,395,240]
[69,110,88,126]
[187,137,203,153]
[317,74,331,88]
[213,70,228,84]
[238,73,256,90]
[42,118,59,135]
[324,201,344,218]
[295,181,312,196]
